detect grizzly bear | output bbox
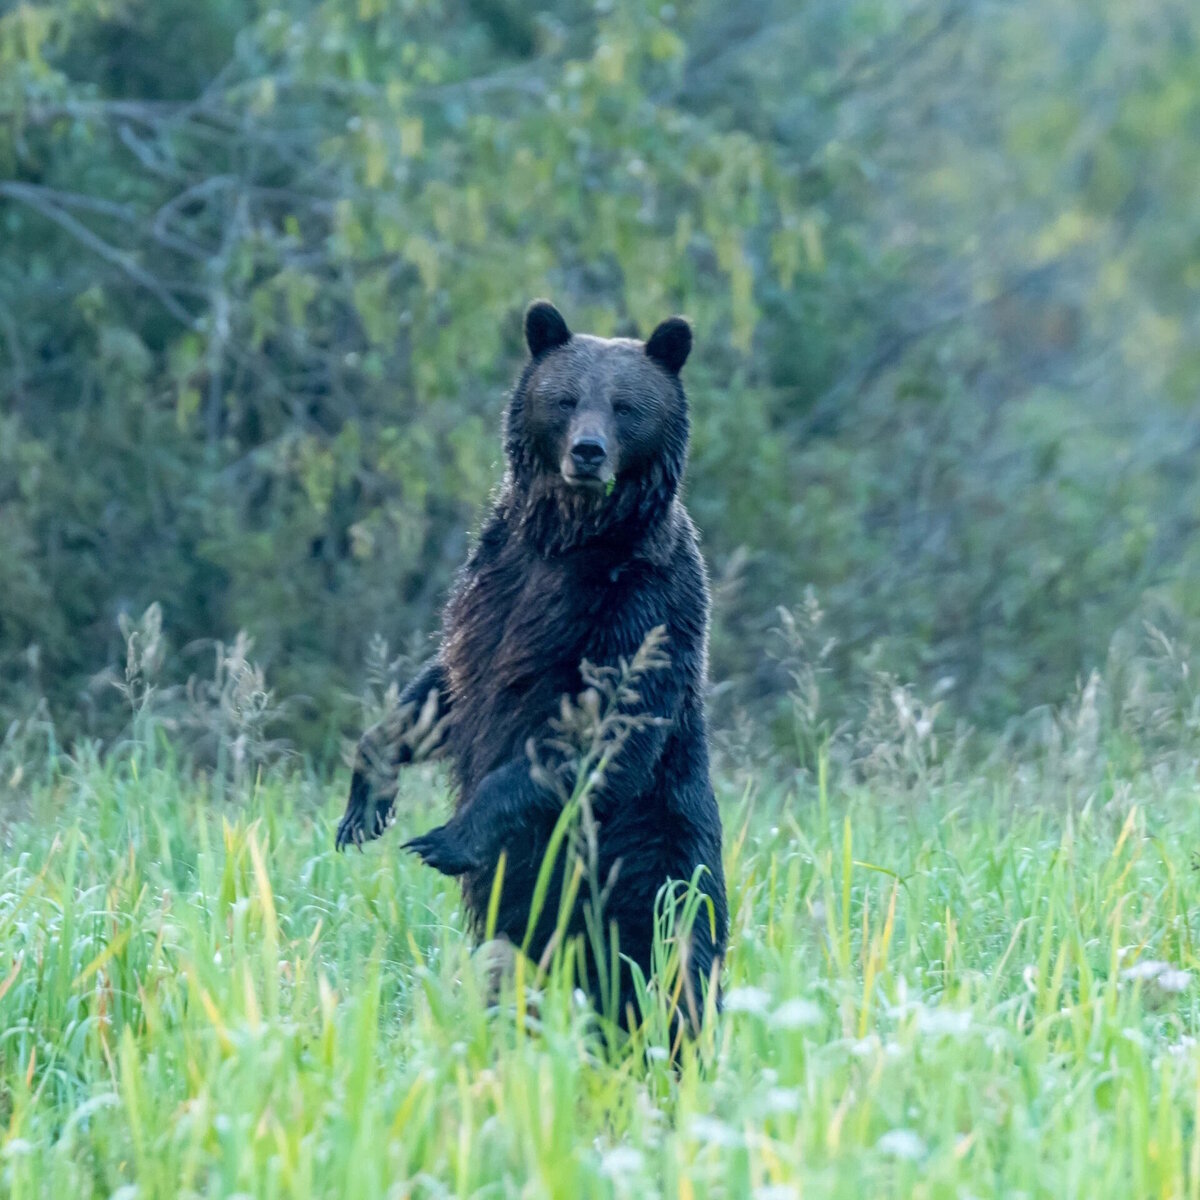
[336,301,727,1029]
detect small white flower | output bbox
[689,1115,742,1148]
[1122,959,1169,982]
[1157,969,1192,994]
[771,998,822,1029]
[764,1087,802,1114]
[917,1007,972,1036]
[724,986,772,1015]
[1119,960,1192,992]
[600,1146,644,1177]
[877,1129,927,1161]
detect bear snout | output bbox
[561,425,615,487]
[570,435,607,469]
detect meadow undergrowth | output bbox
[2,730,1200,1197]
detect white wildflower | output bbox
[764,1087,802,1114]
[771,998,822,1029]
[600,1146,644,1177]
[689,1115,742,1148]
[877,1129,927,1161]
[1122,959,1169,982]
[724,986,772,1015]
[1157,969,1192,994]
[917,1006,972,1036]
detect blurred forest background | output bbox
[2,0,1198,761]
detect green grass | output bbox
[2,740,1200,1198]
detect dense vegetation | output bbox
[4,6,1200,1193]
[4,667,1200,1197]
[3,0,1199,756]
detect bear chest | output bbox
[443,547,639,787]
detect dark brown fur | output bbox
[337,302,727,1027]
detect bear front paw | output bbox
[335,771,394,851]
[403,823,484,876]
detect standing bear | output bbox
[336,301,727,1029]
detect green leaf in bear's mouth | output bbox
[605,478,616,496]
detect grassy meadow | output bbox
[3,723,1200,1199]
[5,2,1200,1196]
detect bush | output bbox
[2,0,1198,758]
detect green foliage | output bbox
[1,0,1199,752]
[4,724,1200,1194]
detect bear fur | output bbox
[336,301,728,1028]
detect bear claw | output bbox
[403,824,483,876]
[335,786,393,852]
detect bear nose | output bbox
[570,437,607,469]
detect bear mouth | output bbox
[561,470,612,492]
[560,461,614,491]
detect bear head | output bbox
[503,301,692,553]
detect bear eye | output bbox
[613,400,634,417]
[557,396,577,414]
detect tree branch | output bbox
[0,183,198,326]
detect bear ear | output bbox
[645,316,691,375]
[524,300,572,358]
